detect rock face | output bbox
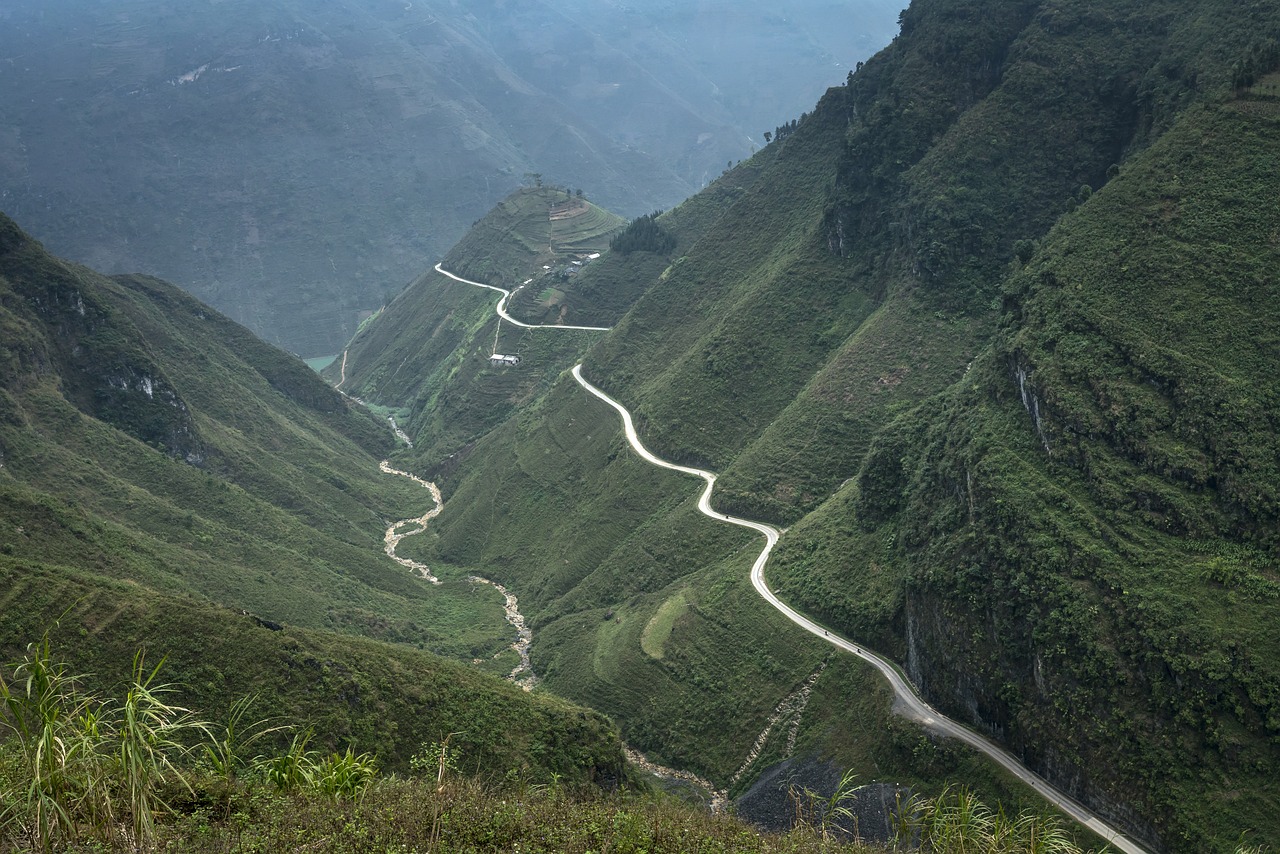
[902,590,1163,848]
[0,217,202,461]
[734,756,908,845]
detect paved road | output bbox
[428,260,1150,852]
[571,364,1151,854]
[435,263,612,331]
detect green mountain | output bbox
[340,0,1280,850]
[0,213,623,782]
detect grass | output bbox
[340,6,1280,851]
[14,1,1268,850]
[0,214,616,794]
[784,99,1280,849]
[640,589,689,659]
[443,187,624,290]
[0,582,626,782]
[0,636,1117,853]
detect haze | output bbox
[0,0,903,355]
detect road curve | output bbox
[434,263,612,331]
[571,364,1150,854]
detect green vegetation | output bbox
[0,636,1114,853]
[0,569,624,782]
[0,215,516,663]
[331,186,632,464]
[781,99,1280,850]
[0,636,620,850]
[340,0,1280,850]
[641,589,690,659]
[8,0,1280,848]
[5,0,905,354]
[442,187,624,291]
[0,213,636,847]
[610,212,677,256]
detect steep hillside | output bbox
[331,186,627,466]
[774,97,1280,850]
[0,563,624,782]
[0,212,570,677]
[360,0,1280,850]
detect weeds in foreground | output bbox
[4,641,1268,853]
[791,768,861,840]
[890,784,1080,853]
[0,638,379,851]
[0,637,209,850]
[201,694,286,791]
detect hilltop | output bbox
[331,186,625,467]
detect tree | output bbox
[609,212,675,255]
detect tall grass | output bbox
[891,785,1081,853]
[115,652,208,846]
[201,694,286,804]
[0,638,210,850]
[0,640,393,850]
[0,635,92,848]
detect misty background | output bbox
[0,0,903,355]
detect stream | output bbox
[379,459,538,691]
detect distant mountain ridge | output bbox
[0,0,902,356]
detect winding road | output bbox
[424,262,1149,851]
[434,263,612,332]
[570,365,1150,854]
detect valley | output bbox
[3,0,1280,851]
[0,0,903,356]
[408,248,1146,850]
[333,3,1280,850]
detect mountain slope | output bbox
[0,213,626,781]
[2,211,524,669]
[348,1,1280,850]
[776,97,1280,850]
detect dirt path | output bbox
[338,304,544,690]
[731,663,826,785]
